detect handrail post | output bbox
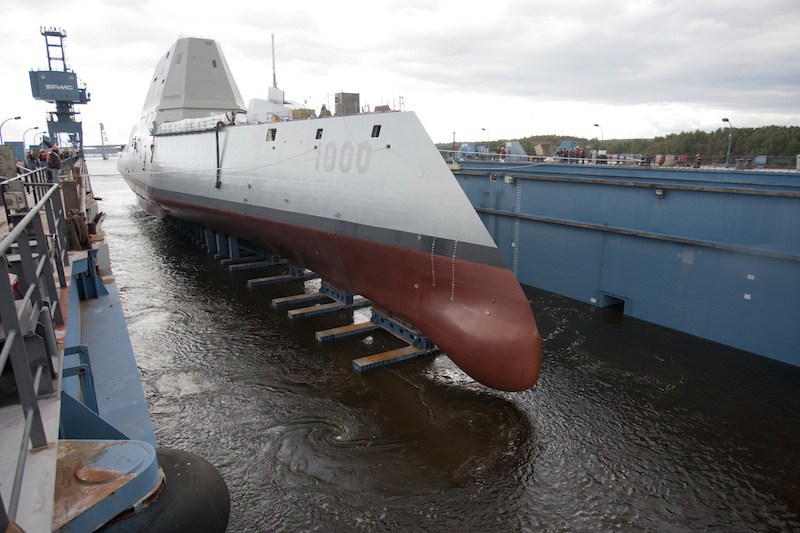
[0,260,47,448]
[43,193,67,287]
[8,217,45,317]
[30,213,64,324]
[51,184,69,265]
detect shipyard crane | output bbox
[99,122,109,160]
[29,27,91,153]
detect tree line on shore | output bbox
[441,125,800,159]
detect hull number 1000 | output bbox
[316,141,371,173]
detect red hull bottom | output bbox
[147,191,542,391]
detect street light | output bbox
[481,127,490,158]
[23,126,40,153]
[33,132,45,147]
[722,118,733,168]
[0,116,22,144]
[593,123,604,150]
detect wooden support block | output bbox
[227,258,287,271]
[246,271,318,288]
[287,296,371,319]
[352,345,428,372]
[220,254,266,266]
[271,292,328,308]
[315,321,380,342]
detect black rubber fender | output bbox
[99,447,230,532]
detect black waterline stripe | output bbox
[127,177,509,269]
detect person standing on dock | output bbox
[47,146,61,182]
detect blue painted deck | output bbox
[452,160,800,366]
[78,281,157,446]
[60,250,156,446]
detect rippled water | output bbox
[90,159,800,531]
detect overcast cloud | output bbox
[0,0,797,146]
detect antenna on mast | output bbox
[271,33,278,89]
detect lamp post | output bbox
[0,116,22,144]
[593,123,604,150]
[33,132,45,147]
[481,127,490,159]
[722,118,733,168]
[23,126,40,153]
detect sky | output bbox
[0,0,798,147]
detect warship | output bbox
[118,37,542,392]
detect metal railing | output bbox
[0,170,69,524]
[2,167,69,282]
[439,149,649,166]
[440,149,800,170]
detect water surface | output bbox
[90,159,800,531]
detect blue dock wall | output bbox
[453,161,800,366]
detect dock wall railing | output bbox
[0,169,68,524]
[439,149,650,166]
[439,150,800,170]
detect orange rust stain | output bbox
[52,441,137,530]
[75,464,125,483]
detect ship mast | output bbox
[271,34,277,89]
